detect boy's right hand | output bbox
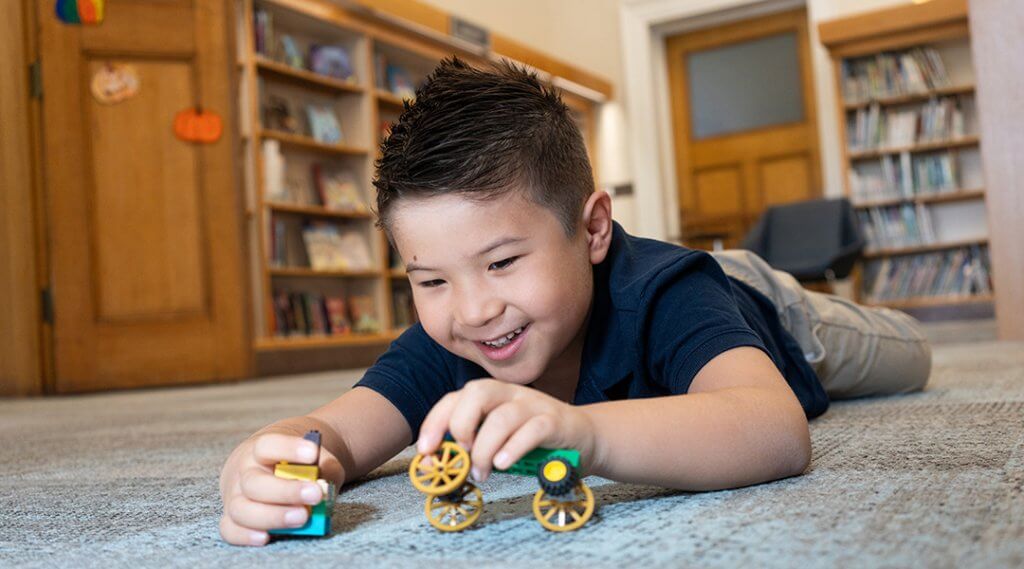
[219,433,342,546]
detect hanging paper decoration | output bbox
[56,0,105,25]
[174,107,224,144]
[90,63,140,105]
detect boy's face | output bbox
[390,190,605,386]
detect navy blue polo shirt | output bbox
[355,222,829,441]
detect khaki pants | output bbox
[711,250,932,399]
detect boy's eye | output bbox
[418,279,446,288]
[489,257,518,271]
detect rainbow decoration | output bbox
[56,0,105,25]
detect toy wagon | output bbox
[408,440,596,532]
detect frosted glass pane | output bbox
[687,33,804,139]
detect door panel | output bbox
[39,0,250,392]
[667,9,822,250]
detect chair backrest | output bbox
[742,198,862,280]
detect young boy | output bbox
[219,57,931,546]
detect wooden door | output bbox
[37,0,250,392]
[666,9,822,250]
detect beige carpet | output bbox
[1,336,1022,567]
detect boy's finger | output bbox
[227,494,310,530]
[219,513,270,547]
[447,380,508,451]
[492,414,556,473]
[417,391,461,454]
[251,433,319,466]
[240,467,323,506]
[469,401,531,481]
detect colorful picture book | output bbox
[309,45,354,81]
[305,105,343,144]
[301,222,372,271]
[312,165,366,212]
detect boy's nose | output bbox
[454,294,504,330]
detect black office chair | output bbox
[741,197,865,284]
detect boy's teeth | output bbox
[483,327,525,348]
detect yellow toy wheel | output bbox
[425,483,484,532]
[409,441,470,496]
[532,481,595,532]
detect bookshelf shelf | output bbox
[847,136,980,160]
[389,269,407,278]
[255,331,400,352]
[266,201,373,219]
[863,237,988,259]
[852,188,984,209]
[269,267,381,278]
[866,293,994,310]
[260,130,368,156]
[376,89,411,108]
[255,55,365,94]
[843,84,974,110]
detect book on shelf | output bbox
[311,164,367,213]
[253,7,275,57]
[374,53,416,99]
[862,245,992,302]
[273,290,363,336]
[309,44,354,82]
[279,35,305,69]
[841,46,950,103]
[301,222,372,271]
[392,288,417,328]
[847,97,966,151]
[263,94,300,134]
[857,203,937,250]
[849,150,962,202]
[350,295,381,334]
[305,105,343,144]
[262,139,286,202]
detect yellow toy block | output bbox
[274,462,319,482]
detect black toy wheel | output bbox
[537,457,579,496]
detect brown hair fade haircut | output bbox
[373,56,594,239]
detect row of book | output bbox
[848,151,960,202]
[262,140,368,212]
[857,203,937,250]
[272,290,381,337]
[862,245,992,302]
[841,47,951,103]
[391,287,417,329]
[269,218,373,271]
[847,98,967,151]
[254,8,356,83]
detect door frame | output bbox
[664,7,823,244]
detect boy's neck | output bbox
[529,314,590,403]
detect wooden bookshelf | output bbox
[820,0,994,311]
[237,0,607,352]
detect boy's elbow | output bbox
[782,413,812,477]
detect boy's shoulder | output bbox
[597,222,726,310]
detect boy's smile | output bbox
[390,190,610,391]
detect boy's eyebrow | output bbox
[405,236,526,273]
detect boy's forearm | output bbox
[579,388,810,491]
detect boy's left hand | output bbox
[416,379,597,483]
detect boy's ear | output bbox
[581,191,613,265]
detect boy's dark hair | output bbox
[373,56,594,238]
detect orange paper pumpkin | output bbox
[173,108,223,144]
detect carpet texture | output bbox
[1,340,1023,568]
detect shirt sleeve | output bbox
[641,250,770,395]
[354,324,460,441]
